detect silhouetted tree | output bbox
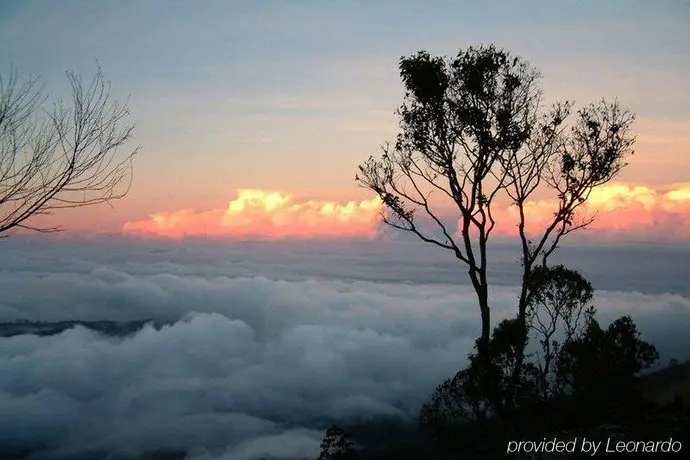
[318,425,358,460]
[0,64,137,237]
[420,317,541,456]
[422,301,659,451]
[526,264,595,399]
[420,318,541,416]
[356,45,635,404]
[557,315,659,399]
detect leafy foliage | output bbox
[557,315,659,397]
[318,425,358,460]
[420,267,659,446]
[526,264,595,398]
[356,44,635,389]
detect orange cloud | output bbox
[123,184,690,241]
[496,183,690,240]
[123,190,383,239]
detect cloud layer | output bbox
[498,183,690,239]
[121,183,690,241]
[1,313,464,459]
[1,238,689,459]
[123,190,382,239]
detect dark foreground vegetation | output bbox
[314,270,688,460]
[316,317,689,460]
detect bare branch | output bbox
[0,64,138,236]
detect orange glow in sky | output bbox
[122,183,690,241]
[123,190,383,239]
[496,183,690,240]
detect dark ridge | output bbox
[0,319,168,338]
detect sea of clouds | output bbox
[0,236,689,459]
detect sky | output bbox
[1,0,689,240]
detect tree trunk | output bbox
[474,281,503,417]
[506,269,531,412]
[469,268,491,360]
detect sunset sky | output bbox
[1,0,689,240]
[1,4,690,455]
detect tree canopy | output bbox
[356,44,635,379]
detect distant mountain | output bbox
[0,319,166,338]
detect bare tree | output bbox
[356,45,634,405]
[0,64,137,237]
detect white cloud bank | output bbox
[0,237,689,458]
